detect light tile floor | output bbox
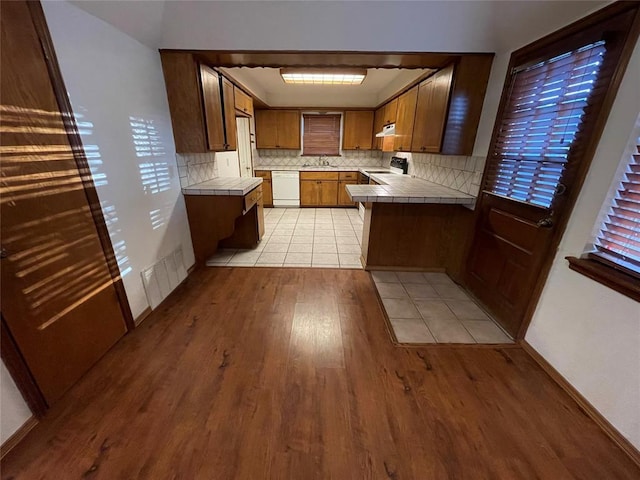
[371,270,513,344]
[206,207,364,269]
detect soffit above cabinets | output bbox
[219,67,433,108]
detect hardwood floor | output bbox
[2,267,637,479]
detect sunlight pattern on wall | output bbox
[73,107,132,279]
[131,116,171,194]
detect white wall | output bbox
[1,364,32,444]
[42,0,195,318]
[526,39,640,449]
[160,1,496,52]
[215,151,241,177]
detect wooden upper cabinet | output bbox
[373,107,385,150]
[411,65,454,153]
[393,86,418,152]
[221,76,236,151]
[342,111,374,150]
[276,110,301,149]
[256,110,300,149]
[160,52,238,153]
[200,65,226,151]
[383,98,398,125]
[160,52,208,152]
[255,110,278,148]
[234,87,253,116]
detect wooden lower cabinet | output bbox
[254,171,273,207]
[338,180,357,206]
[300,171,358,207]
[300,180,338,206]
[261,179,273,207]
[184,186,265,263]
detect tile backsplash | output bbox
[255,149,385,168]
[395,152,486,197]
[176,149,486,197]
[176,152,218,188]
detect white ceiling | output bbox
[68,0,610,108]
[220,67,433,108]
[70,1,609,52]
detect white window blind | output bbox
[594,141,640,274]
[486,41,606,208]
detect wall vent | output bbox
[141,246,188,313]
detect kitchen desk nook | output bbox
[347,173,475,278]
[182,177,265,263]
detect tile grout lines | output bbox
[207,207,364,269]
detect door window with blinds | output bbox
[302,114,341,156]
[593,136,640,276]
[486,41,606,208]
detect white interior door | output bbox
[236,117,252,178]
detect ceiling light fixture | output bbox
[280,68,366,85]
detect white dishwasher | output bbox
[272,171,300,207]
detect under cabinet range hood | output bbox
[375,123,395,137]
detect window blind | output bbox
[486,41,606,208]
[302,114,340,156]
[595,142,640,274]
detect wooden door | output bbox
[300,180,318,206]
[412,65,454,153]
[221,76,236,151]
[234,87,253,116]
[465,6,639,338]
[338,180,357,206]
[262,179,273,206]
[160,53,208,153]
[236,117,252,177]
[200,65,225,151]
[373,107,385,150]
[384,98,398,125]
[393,87,418,152]
[1,0,129,405]
[342,111,374,150]
[319,181,339,206]
[255,110,278,148]
[276,110,301,149]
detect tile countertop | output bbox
[182,177,263,196]
[346,173,475,205]
[253,165,391,174]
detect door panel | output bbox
[236,117,252,177]
[464,6,639,338]
[221,76,236,151]
[319,181,338,206]
[200,65,225,151]
[276,110,301,149]
[1,1,128,404]
[466,195,552,337]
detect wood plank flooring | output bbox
[2,267,638,479]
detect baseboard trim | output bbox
[520,340,640,467]
[134,307,152,326]
[1,416,38,460]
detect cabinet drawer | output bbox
[300,171,339,181]
[254,170,271,179]
[339,171,358,180]
[244,187,259,212]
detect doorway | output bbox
[236,117,252,177]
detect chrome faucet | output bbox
[318,155,329,166]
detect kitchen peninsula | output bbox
[347,174,475,278]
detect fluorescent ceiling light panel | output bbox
[280,68,366,85]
